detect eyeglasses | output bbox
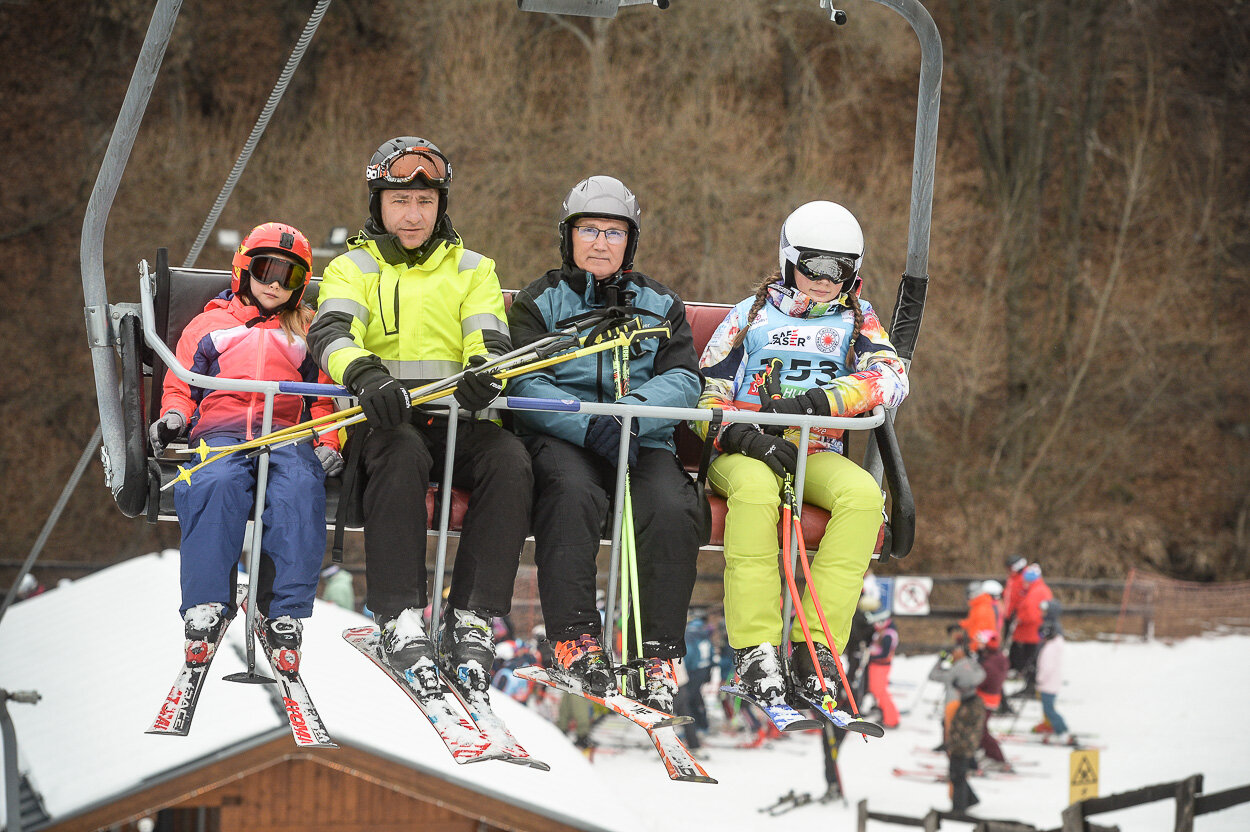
[573,225,629,245]
[248,254,309,291]
[366,146,452,187]
[794,253,854,283]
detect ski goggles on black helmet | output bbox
[793,252,856,283]
[365,146,452,188]
[247,254,309,291]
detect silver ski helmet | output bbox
[778,201,865,293]
[559,175,641,271]
[365,136,453,229]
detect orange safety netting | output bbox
[1117,567,1250,640]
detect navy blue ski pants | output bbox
[174,433,326,620]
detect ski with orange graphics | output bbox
[514,665,716,783]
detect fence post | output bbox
[1061,802,1086,832]
[857,799,868,832]
[1144,584,1155,639]
[923,809,940,831]
[1174,774,1202,832]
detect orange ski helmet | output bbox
[230,222,313,308]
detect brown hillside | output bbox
[0,0,1247,586]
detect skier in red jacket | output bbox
[1010,563,1053,695]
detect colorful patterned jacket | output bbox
[694,280,908,454]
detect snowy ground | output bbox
[582,634,1250,831]
[3,555,1247,832]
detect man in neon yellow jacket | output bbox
[309,136,531,703]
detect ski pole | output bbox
[611,341,644,686]
[779,475,827,696]
[786,478,863,719]
[166,324,671,489]
[759,358,862,719]
[757,358,825,702]
[173,327,582,462]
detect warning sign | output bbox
[1069,749,1099,804]
[891,576,932,616]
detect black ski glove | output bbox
[719,423,798,478]
[351,366,411,430]
[454,354,503,412]
[758,356,832,418]
[585,414,641,468]
[148,411,186,456]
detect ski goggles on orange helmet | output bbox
[247,254,309,291]
[793,252,856,283]
[365,146,452,187]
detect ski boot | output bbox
[733,643,787,705]
[551,634,616,697]
[379,608,440,695]
[635,656,679,714]
[788,640,840,704]
[437,607,496,702]
[259,614,303,679]
[183,602,228,667]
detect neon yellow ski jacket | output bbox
[308,235,510,387]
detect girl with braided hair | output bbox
[694,201,908,707]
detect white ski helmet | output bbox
[778,201,865,290]
[981,579,1004,598]
[559,175,642,271]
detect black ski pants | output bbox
[358,417,532,622]
[949,754,979,812]
[525,435,701,658]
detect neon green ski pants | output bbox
[709,449,882,653]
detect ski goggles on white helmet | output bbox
[793,252,856,283]
[365,146,452,187]
[247,254,309,291]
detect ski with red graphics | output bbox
[344,626,507,765]
[441,679,550,770]
[254,617,336,748]
[146,583,248,738]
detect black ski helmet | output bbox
[365,136,453,230]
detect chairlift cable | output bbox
[0,426,102,630]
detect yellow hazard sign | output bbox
[1069,748,1099,803]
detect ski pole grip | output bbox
[504,396,581,412]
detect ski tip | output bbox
[296,740,339,749]
[781,718,823,732]
[674,773,718,784]
[502,756,552,772]
[848,721,886,738]
[653,714,695,729]
[459,750,513,765]
[144,727,190,737]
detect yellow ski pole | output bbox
[164,324,670,490]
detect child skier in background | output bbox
[694,200,908,705]
[865,609,900,729]
[1033,600,1071,743]
[149,222,342,675]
